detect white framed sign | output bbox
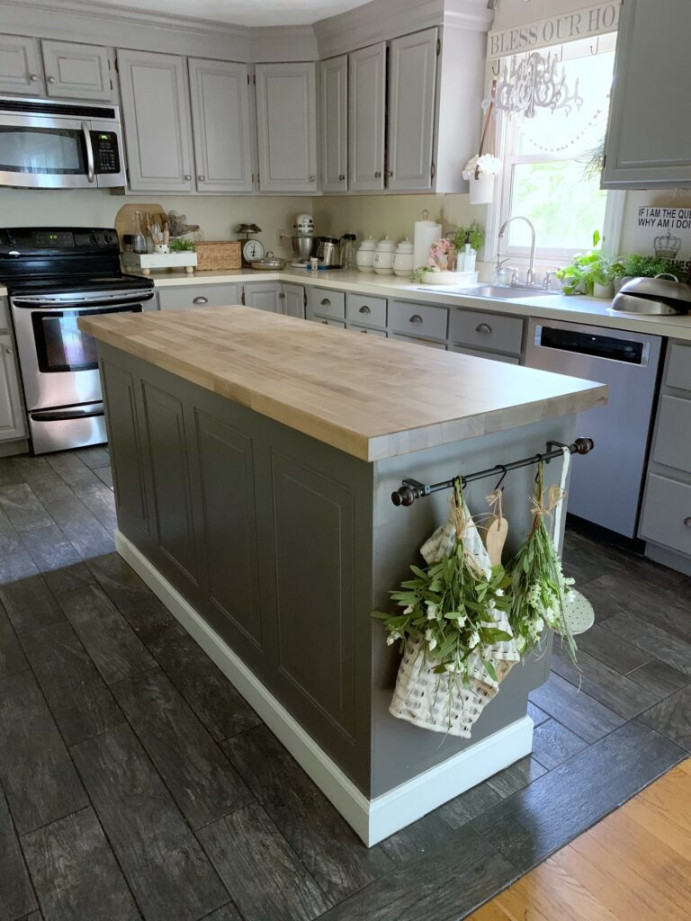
[487,2,620,60]
[634,206,691,260]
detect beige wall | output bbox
[0,189,313,260]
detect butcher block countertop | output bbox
[80,305,607,462]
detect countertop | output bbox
[79,305,607,462]
[150,267,691,341]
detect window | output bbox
[490,34,619,276]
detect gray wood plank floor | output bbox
[0,448,689,921]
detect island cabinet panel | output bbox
[141,381,200,589]
[192,411,264,653]
[269,452,356,737]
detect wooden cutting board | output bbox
[114,203,166,247]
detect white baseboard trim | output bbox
[116,530,534,847]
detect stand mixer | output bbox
[290,213,316,267]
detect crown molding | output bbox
[0,0,492,63]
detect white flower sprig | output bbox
[462,154,503,180]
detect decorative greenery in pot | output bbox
[454,220,485,257]
[170,238,196,252]
[618,253,680,280]
[557,231,623,296]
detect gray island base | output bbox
[80,306,606,845]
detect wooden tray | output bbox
[114,203,167,247]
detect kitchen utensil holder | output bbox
[391,437,594,507]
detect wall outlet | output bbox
[277,228,290,246]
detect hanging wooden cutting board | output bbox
[114,203,167,247]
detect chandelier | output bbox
[486,50,583,119]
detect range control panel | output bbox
[0,227,119,255]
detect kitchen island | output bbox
[80,305,606,845]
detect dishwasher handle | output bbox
[533,324,651,367]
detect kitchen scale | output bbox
[235,222,265,266]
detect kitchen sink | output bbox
[417,284,557,299]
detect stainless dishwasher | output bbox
[525,318,662,538]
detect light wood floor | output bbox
[470,758,691,921]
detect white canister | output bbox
[358,237,376,251]
[393,250,414,276]
[373,250,394,274]
[356,249,375,272]
[376,237,396,253]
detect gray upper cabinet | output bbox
[320,55,348,193]
[387,28,438,192]
[255,62,318,193]
[0,35,43,95]
[188,58,253,194]
[117,49,194,193]
[602,0,691,188]
[42,40,111,100]
[348,43,386,192]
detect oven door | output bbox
[10,293,151,411]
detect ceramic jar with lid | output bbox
[356,237,376,273]
[393,238,414,277]
[373,236,396,275]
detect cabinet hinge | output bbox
[431,161,436,180]
[247,73,250,84]
[436,38,441,56]
[241,288,246,305]
[253,74,256,85]
[602,154,607,169]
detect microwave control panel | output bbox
[91,132,121,174]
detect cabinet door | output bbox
[282,284,305,318]
[387,28,438,192]
[602,0,691,188]
[244,283,281,312]
[320,55,348,193]
[0,35,43,95]
[255,63,318,193]
[42,40,111,100]
[348,43,386,192]
[117,49,194,193]
[188,58,253,194]
[0,334,27,441]
[158,284,243,311]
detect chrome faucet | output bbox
[497,216,537,287]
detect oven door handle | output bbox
[82,121,95,184]
[11,290,155,309]
[31,406,104,422]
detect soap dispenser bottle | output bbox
[462,232,476,273]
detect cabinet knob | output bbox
[321,320,328,325]
[198,175,205,182]
[387,171,394,178]
[4,345,11,355]
[339,174,345,181]
[29,73,39,82]
[358,305,371,314]
[279,292,285,299]
[47,75,56,84]
[409,314,423,325]
[184,174,192,181]
[685,517,691,528]
[309,175,316,182]
[192,296,208,305]
[476,323,493,334]
[320,298,331,306]
[360,329,368,333]
[374,171,382,179]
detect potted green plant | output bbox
[557,231,623,297]
[453,220,485,257]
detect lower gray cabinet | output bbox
[243,282,282,312]
[306,287,346,322]
[282,283,305,319]
[388,299,448,341]
[451,345,518,364]
[450,308,524,359]
[639,340,691,569]
[0,332,28,442]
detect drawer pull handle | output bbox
[360,329,368,333]
[685,517,691,528]
[193,297,208,305]
[476,323,493,334]
[320,298,331,306]
[321,320,328,324]
[410,314,423,325]
[375,171,382,179]
[358,305,371,314]
[339,174,345,181]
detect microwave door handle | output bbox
[82,122,95,183]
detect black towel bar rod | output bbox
[391,437,595,507]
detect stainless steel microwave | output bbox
[0,96,126,190]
